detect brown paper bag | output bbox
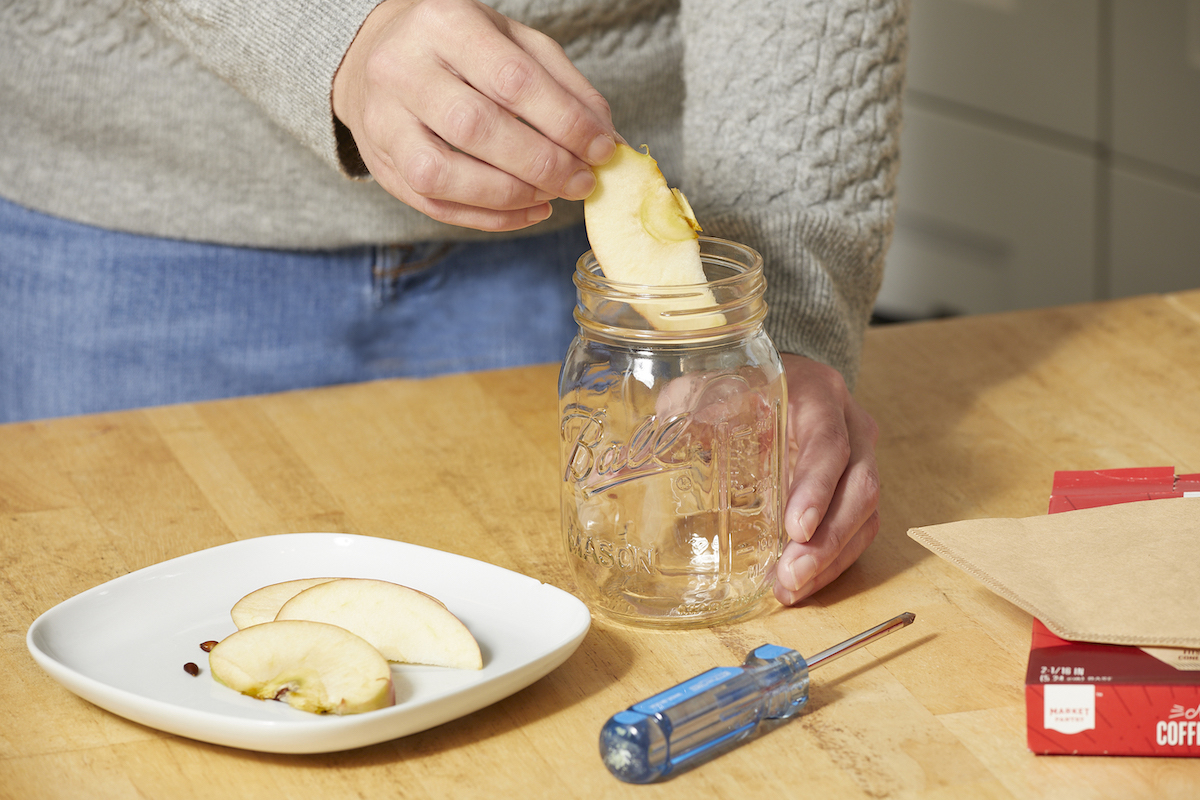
[908,497,1200,648]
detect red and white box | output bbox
[1025,467,1200,756]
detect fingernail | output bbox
[586,133,616,165]
[527,202,553,223]
[786,554,818,592]
[796,507,820,542]
[563,168,596,200]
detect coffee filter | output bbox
[908,497,1200,648]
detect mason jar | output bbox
[558,237,787,628]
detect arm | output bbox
[679,0,906,383]
[138,0,619,232]
[678,0,907,602]
[138,0,381,174]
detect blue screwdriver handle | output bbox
[599,612,915,783]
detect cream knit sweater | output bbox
[0,0,907,385]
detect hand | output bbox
[774,353,881,605]
[332,0,618,232]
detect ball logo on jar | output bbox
[561,407,691,494]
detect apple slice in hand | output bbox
[584,143,722,329]
[276,578,483,670]
[230,577,337,629]
[208,620,394,715]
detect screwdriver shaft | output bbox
[806,612,916,671]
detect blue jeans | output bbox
[0,196,587,422]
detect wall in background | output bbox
[876,0,1200,320]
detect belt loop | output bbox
[370,242,455,308]
[370,244,412,307]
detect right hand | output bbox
[332,0,619,232]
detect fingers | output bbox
[403,61,603,199]
[774,353,881,605]
[333,0,618,231]
[781,356,880,543]
[774,511,880,606]
[441,6,617,171]
[356,122,558,231]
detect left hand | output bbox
[774,353,881,605]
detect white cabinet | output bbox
[1111,169,1200,297]
[1112,1,1200,179]
[884,106,1096,318]
[905,0,1100,140]
[877,0,1200,320]
[1108,0,1200,298]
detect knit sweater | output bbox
[0,0,907,386]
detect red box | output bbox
[1025,467,1200,756]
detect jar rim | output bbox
[574,236,763,290]
[572,236,768,342]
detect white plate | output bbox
[26,533,591,754]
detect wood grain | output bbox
[4,290,1199,799]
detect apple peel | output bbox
[276,578,483,671]
[231,577,338,629]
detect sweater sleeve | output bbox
[137,0,383,176]
[678,0,908,389]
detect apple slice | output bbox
[584,143,722,329]
[276,578,483,670]
[208,620,394,715]
[231,577,338,629]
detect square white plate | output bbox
[26,533,591,753]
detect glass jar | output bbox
[558,237,787,628]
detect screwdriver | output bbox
[599,611,915,783]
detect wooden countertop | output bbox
[4,290,1200,799]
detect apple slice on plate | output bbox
[231,577,337,629]
[208,619,394,715]
[276,578,483,670]
[584,143,723,329]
